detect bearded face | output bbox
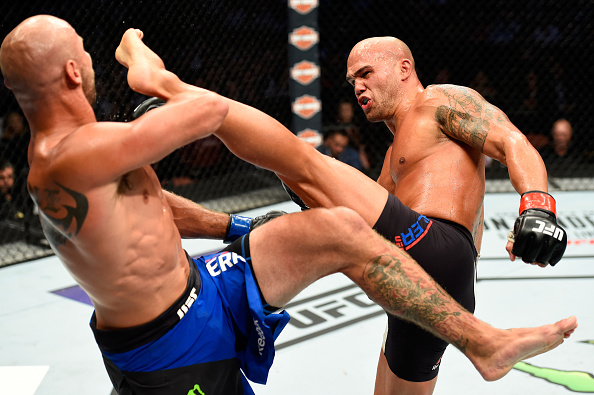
[81,64,96,106]
[79,48,96,106]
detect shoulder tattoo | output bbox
[434,86,490,151]
[28,182,88,247]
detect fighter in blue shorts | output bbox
[373,193,478,382]
[91,234,289,395]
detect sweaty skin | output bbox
[346,36,553,394]
[346,37,548,257]
[0,16,230,330]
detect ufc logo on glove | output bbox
[510,191,568,266]
[532,220,565,241]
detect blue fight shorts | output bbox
[373,193,478,382]
[90,234,290,395]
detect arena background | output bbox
[0,1,592,267]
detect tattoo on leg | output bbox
[364,253,469,351]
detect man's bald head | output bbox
[349,37,415,69]
[0,15,83,94]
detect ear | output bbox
[400,59,413,81]
[65,59,82,87]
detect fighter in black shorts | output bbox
[373,193,478,382]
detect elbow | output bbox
[202,92,229,131]
[500,131,540,166]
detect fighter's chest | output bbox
[389,123,445,180]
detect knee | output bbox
[321,206,370,238]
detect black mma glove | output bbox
[224,210,286,243]
[131,97,166,120]
[280,180,309,211]
[510,191,567,266]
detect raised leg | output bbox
[248,207,577,382]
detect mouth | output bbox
[359,97,371,110]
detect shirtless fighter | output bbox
[1,16,575,394]
[128,36,567,394]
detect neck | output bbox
[385,82,424,133]
[20,89,95,136]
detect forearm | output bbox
[164,190,228,239]
[505,139,549,194]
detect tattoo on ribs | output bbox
[28,182,88,247]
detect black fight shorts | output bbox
[373,193,478,382]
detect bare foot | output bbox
[114,28,144,68]
[115,28,167,97]
[470,316,577,381]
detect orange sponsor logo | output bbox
[289,0,319,15]
[290,60,320,85]
[297,129,323,147]
[292,95,321,119]
[289,26,319,51]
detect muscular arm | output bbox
[63,93,228,187]
[163,190,229,239]
[433,85,548,194]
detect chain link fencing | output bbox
[1,1,592,266]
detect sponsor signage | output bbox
[290,60,320,85]
[289,0,319,15]
[289,26,319,51]
[288,2,321,142]
[292,95,321,120]
[276,284,383,350]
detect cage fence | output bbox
[1,0,592,266]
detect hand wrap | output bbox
[224,210,286,244]
[510,191,567,266]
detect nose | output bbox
[354,79,366,96]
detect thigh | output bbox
[279,153,390,226]
[248,206,384,308]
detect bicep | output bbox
[434,86,519,160]
[78,93,226,182]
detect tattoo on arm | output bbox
[434,86,508,152]
[28,182,88,247]
[364,253,468,352]
[435,106,488,151]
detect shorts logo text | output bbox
[177,287,198,320]
[206,252,241,277]
[395,215,432,250]
[254,319,266,356]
